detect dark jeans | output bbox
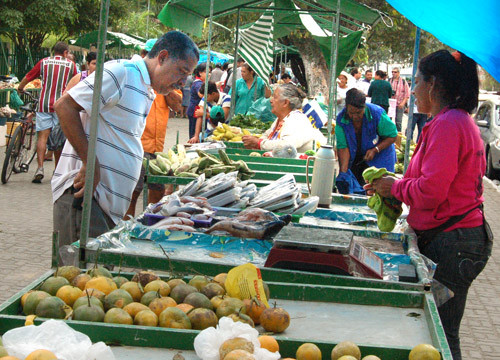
[53,188,115,265]
[410,113,429,142]
[188,114,197,139]
[420,226,492,360]
[395,106,404,132]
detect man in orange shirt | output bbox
[125,39,183,217]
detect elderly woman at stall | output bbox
[231,63,271,115]
[366,50,492,360]
[242,84,326,153]
[336,88,397,188]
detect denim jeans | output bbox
[410,113,429,142]
[395,106,404,132]
[420,226,492,360]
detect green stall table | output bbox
[0,270,451,360]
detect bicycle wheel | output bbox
[1,125,23,184]
[14,123,37,172]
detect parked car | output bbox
[474,98,500,180]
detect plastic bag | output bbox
[194,317,280,360]
[2,319,115,360]
[9,90,24,110]
[247,98,276,123]
[47,124,67,151]
[225,263,269,307]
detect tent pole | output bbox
[201,0,215,141]
[79,0,111,268]
[327,0,341,146]
[229,8,241,119]
[404,26,421,173]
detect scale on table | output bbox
[265,226,384,279]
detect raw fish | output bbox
[205,216,290,240]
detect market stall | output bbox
[4,0,491,358]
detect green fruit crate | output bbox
[0,270,451,360]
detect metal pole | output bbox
[228,8,241,119]
[201,0,215,142]
[79,0,111,268]
[327,0,341,146]
[146,0,151,38]
[404,27,421,173]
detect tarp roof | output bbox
[71,31,146,50]
[198,49,233,65]
[386,0,500,82]
[158,0,382,38]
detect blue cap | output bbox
[210,106,225,121]
[144,39,157,52]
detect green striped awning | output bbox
[238,3,274,86]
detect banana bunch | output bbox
[197,149,255,180]
[210,123,259,142]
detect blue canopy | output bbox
[387,0,500,82]
[198,50,233,65]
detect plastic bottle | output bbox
[307,145,336,207]
[316,92,325,105]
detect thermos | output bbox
[306,145,336,207]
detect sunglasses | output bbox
[392,71,399,73]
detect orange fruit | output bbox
[85,276,117,295]
[176,303,194,313]
[296,343,322,360]
[25,349,57,360]
[56,285,83,307]
[258,335,279,353]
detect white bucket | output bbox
[0,125,6,147]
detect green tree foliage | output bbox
[0,0,128,50]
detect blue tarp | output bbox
[198,50,233,65]
[386,0,500,82]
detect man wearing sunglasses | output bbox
[389,67,410,132]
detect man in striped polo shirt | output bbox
[52,31,198,262]
[18,42,77,183]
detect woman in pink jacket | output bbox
[367,50,493,360]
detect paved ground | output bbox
[0,117,499,358]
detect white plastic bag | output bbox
[2,320,115,360]
[194,317,280,360]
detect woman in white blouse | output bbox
[242,84,326,153]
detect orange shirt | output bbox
[141,90,182,153]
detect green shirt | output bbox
[335,108,398,149]
[367,79,393,107]
[230,77,265,115]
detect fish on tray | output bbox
[156,224,197,232]
[180,196,213,210]
[150,217,195,228]
[205,215,291,240]
[235,208,279,222]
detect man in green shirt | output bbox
[367,70,393,113]
[336,88,397,186]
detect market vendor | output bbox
[366,50,492,360]
[230,63,271,115]
[336,88,397,187]
[188,82,230,143]
[242,84,326,153]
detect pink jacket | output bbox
[391,107,485,231]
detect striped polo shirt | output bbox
[25,56,77,113]
[51,58,155,224]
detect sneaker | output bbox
[32,168,44,183]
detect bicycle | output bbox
[1,92,38,184]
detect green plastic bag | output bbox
[246,97,276,123]
[9,90,24,110]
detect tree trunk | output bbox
[288,32,330,102]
